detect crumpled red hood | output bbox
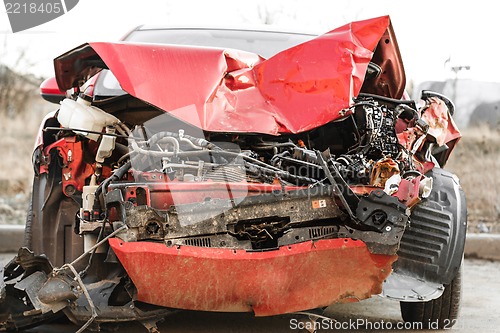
[54,15,404,135]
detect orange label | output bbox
[312,199,327,209]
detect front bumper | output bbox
[109,238,396,316]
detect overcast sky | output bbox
[0,0,494,85]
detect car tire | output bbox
[400,263,462,329]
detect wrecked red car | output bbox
[0,16,466,331]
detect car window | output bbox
[124,29,315,58]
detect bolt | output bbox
[65,184,76,195]
[385,225,392,232]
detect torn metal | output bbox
[53,16,405,135]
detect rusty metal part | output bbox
[370,158,400,188]
[109,184,343,240]
[107,182,409,255]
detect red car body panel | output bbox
[54,16,404,135]
[421,97,461,146]
[109,238,396,316]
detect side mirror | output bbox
[40,77,66,104]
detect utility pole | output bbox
[450,65,470,103]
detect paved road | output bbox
[1,254,498,332]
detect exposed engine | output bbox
[116,95,422,188]
[48,93,441,256]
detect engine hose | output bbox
[179,137,203,150]
[114,142,129,155]
[245,161,317,184]
[137,131,222,151]
[357,92,415,105]
[130,137,180,156]
[270,151,291,166]
[93,161,132,211]
[251,142,297,150]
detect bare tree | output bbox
[0,39,41,118]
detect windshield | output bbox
[124,28,315,58]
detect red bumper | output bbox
[109,238,396,316]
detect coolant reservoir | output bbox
[57,98,120,141]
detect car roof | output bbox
[131,24,320,37]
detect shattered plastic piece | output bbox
[384,173,402,195]
[419,176,433,198]
[381,272,444,301]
